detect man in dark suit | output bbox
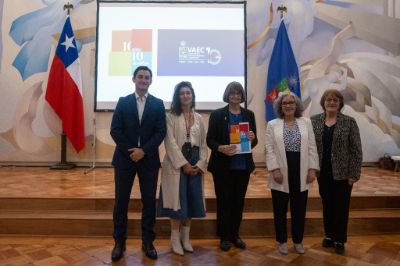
[110,66,166,261]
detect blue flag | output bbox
[265,20,300,122]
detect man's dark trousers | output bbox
[113,163,159,243]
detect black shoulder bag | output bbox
[181,112,193,161]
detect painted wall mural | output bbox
[0,0,399,164]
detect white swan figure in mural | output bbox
[301,24,400,160]
[1,0,95,156]
[9,0,94,80]
[13,82,54,155]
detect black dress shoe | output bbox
[220,240,232,252]
[334,242,345,254]
[233,238,246,249]
[111,242,125,261]
[322,237,334,248]
[142,242,158,260]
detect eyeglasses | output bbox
[325,98,340,103]
[229,92,242,96]
[281,101,295,106]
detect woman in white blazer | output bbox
[265,92,319,255]
[158,81,208,256]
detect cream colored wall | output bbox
[1,1,400,165]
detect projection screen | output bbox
[95,1,247,111]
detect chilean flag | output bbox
[45,16,84,153]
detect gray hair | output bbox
[222,81,245,103]
[273,92,303,118]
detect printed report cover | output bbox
[229,122,251,154]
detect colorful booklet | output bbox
[229,122,251,154]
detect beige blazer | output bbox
[265,117,319,193]
[161,112,208,211]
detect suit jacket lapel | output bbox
[275,119,286,165]
[141,94,151,124]
[222,106,230,143]
[314,113,324,143]
[333,113,344,146]
[129,94,140,124]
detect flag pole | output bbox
[277,5,287,20]
[84,116,96,174]
[50,133,76,169]
[50,2,76,170]
[64,2,73,15]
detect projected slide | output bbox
[108,29,153,76]
[96,1,246,111]
[157,29,243,76]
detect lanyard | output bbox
[183,111,193,142]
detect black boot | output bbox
[334,242,345,254]
[142,242,158,260]
[322,237,334,248]
[111,241,126,261]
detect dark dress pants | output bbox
[212,170,250,241]
[271,151,308,244]
[318,175,353,243]
[113,164,159,243]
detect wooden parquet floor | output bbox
[0,166,399,265]
[0,235,399,265]
[0,166,399,198]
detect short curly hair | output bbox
[320,89,344,111]
[273,92,303,119]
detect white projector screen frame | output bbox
[95,1,247,111]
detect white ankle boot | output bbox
[278,242,288,255]
[180,226,194,252]
[171,229,184,255]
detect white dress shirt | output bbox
[135,92,148,122]
[135,92,148,146]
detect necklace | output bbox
[284,119,295,128]
[325,117,337,127]
[183,111,193,141]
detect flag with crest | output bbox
[265,20,300,122]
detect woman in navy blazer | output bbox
[207,82,258,251]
